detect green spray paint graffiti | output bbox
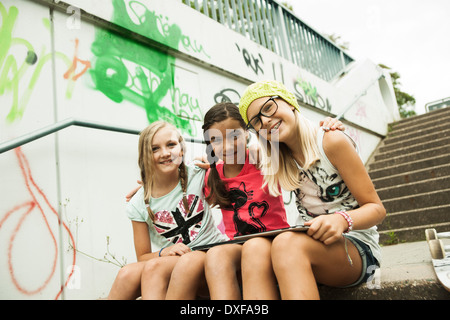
[294,76,332,113]
[0,2,72,123]
[89,0,204,136]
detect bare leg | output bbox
[166,251,208,300]
[241,237,279,300]
[140,256,180,300]
[271,231,362,300]
[204,244,242,300]
[108,262,146,300]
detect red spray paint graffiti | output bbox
[63,38,91,81]
[0,147,76,299]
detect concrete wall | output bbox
[0,0,399,299]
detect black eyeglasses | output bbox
[246,96,279,133]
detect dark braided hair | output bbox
[178,161,190,213]
[202,102,247,208]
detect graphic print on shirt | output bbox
[153,194,204,244]
[229,182,269,237]
[294,165,354,222]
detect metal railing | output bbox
[0,118,205,154]
[182,0,353,81]
[425,97,450,112]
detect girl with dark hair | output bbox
[201,102,290,299]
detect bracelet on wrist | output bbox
[335,210,353,233]
[159,247,164,257]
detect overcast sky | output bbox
[286,0,450,114]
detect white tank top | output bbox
[293,129,381,264]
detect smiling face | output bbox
[246,96,296,143]
[207,117,248,165]
[150,125,184,176]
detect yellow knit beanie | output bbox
[238,80,300,124]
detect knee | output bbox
[205,246,226,273]
[242,237,271,261]
[176,251,205,273]
[142,257,166,277]
[242,238,272,276]
[205,245,238,276]
[115,263,138,283]
[272,231,307,247]
[272,231,310,259]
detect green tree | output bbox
[326,33,350,51]
[379,64,416,118]
[281,1,293,11]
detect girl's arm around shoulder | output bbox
[322,130,386,230]
[193,155,210,170]
[125,182,142,202]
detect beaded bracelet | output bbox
[335,210,353,233]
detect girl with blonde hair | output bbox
[238,80,386,299]
[108,121,226,299]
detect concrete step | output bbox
[376,176,450,200]
[372,163,450,189]
[386,118,450,143]
[375,136,450,161]
[380,128,450,152]
[377,204,450,232]
[390,106,450,131]
[319,240,450,300]
[379,221,450,245]
[370,145,450,171]
[380,132,450,155]
[369,153,450,179]
[381,188,450,213]
[323,110,450,299]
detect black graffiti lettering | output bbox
[213,88,241,104]
[236,43,264,75]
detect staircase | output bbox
[368,106,450,245]
[319,108,450,300]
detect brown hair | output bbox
[138,121,189,221]
[202,103,247,208]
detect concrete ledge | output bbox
[105,241,449,300]
[319,279,447,300]
[319,241,450,300]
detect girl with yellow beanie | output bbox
[239,80,386,299]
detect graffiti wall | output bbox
[0,0,399,299]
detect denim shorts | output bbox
[341,235,380,288]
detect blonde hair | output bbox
[260,110,321,196]
[138,121,189,221]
